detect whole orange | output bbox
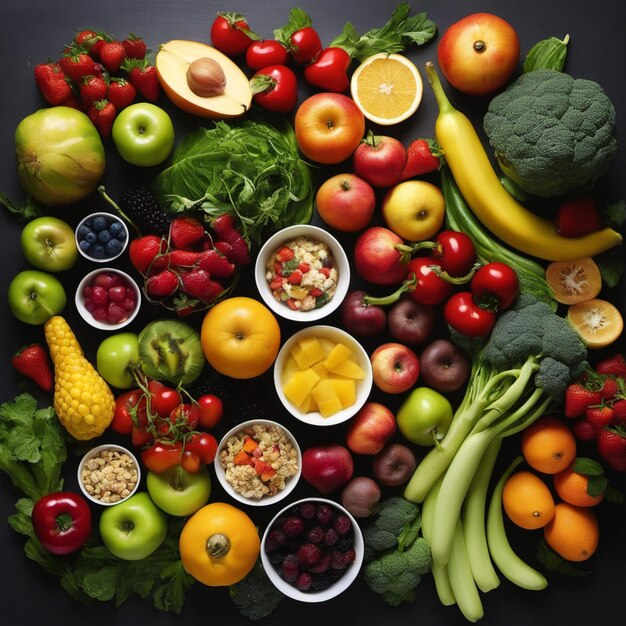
[502,470,555,529]
[543,502,599,562]
[553,463,605,507]
[521,416,577,474]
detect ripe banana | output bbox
[426,62,622,262]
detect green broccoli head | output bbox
[229,561,283,621]
[484,69,617,197]
[363,550,425,599]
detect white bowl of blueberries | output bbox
[75,212,129,262]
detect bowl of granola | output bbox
[214,419,302,507]
[254,224,350,322]
[77,444,140,506]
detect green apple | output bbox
[112,103,175,167]
[7,269,66,325]
[20,216,78,272]
[396,386,453,446]
[99,492,167,561]
[96,332,140,389]
[146,465,211,517]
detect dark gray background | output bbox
[1,1,625,624]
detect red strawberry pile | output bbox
[33,29,160,137]
[565,353,626,470]
[129,213,250,315]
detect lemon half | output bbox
[350,53,423,126]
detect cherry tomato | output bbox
[290,26,322,64]
[407,257,454,306]
[186,432,218,465]
[31,492,92,555]
[169,403,200,433]
[180,449,202,473]
[210,12,257,56]
[131,422,154,447]
[245,39,288,70]
[431,231,477,277]
[303,47,351,92]
[471,262,520,311]
[112,389,143,435]
[197,394,224,429]
[148,380,181,418]
[141,441,183,473]
[444,292,497,337]
[250,65,298,113]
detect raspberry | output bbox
[308,550,331,574]
[307,526,324,544]
[316,504,335,526]
[297,543,321,568]
[264,530,287,553]
[281,516,305,537]
[334,513,352,535]
[299,502,316,519]
[572,419,597,441]
[280,554,300,582]
[295,572,313,591]
[342,548,356,564]
[330,549,348,570]
[324,527,338,546]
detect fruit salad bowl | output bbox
[273,325,373,427]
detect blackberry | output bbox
[118,185,173,236]
[311,573,333,592]
[336,536,354,552]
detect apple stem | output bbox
[98,185,142,237]
[362,273,417,307]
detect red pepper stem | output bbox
[55,513,75,533]
[409,240,438,254]
[362,274,417,307]
[429,262,482,285]
[394,243,415,264]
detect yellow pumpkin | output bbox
[179,502,260,586]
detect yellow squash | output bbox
[425,62,622,262]
[44,315,115,440]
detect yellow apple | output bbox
[381,180,445,242]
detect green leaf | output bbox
[536,539,591,577]
[605,484,624,504]
[604,199,626,227]
[523,35,570,72]
[0,192,42,220]
[273,8,312,47]
[573,457,604,476]
[595,245,623,288]
[586,474,608,498]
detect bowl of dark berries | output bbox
[75,268,141,330]
[75,212,129,262]
[261,497,364,602]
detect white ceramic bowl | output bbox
[75,267,141,330]
[274,325,373,427]
[75,211,129,263]
[214,419,302,507]
[254,224,350,322]
[260,497,364,602]
[77,444,141,506]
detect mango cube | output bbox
[317,396,344,418]
[323,342,353,370]
[283,368,320,407]
[298,336,325,365]
[327,356,366,380]
[330,378,356,408]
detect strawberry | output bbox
[122,34,147,59]
[400,138,442,180]
[88,99,116,138]
[572,419,597,442]
[585,405,615,434]
[169,249,201,268]
[181,269,223,302]
[564,382,603,418]
[59,45,97,82]
[170,216,206,249]
[600,375,620,401]
[34,62,72,105]
[124,58,160,102]
[129,235,167,275]
[106,77,136,110]
[612,398,626,425]
[74,29,110,58]
[145,269,180,298]
[99,41,127,73]
[12,344,53,392]
[80,74,108,108]
[596,425,626,471]
[60,92,85,111]
[555,195,604,238]
[596,353,626,378]
[197,249,236,278]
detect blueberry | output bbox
[106,239,122,255]
[98,229,112,244]
[92,216,108,231]
[77,224,91,238]
[109,221,123,236]
[85,231,97,244]
[117,229,127,241]
[79,240,92,252]
[91,244,106,258]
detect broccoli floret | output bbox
[376,496,421,536]
[229,560,283,621]
[484,69,617,197]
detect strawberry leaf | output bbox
[572,456,604,476]
[536,539,591,577]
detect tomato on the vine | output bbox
[471,262,519,311]
[186,432,218,465]
[197,394,224,429]
[407,257,454,306]
[250,65,298,113]
[141,441,183,473]
[290,26,322,64]
[245,39,288,70]
[430,231,477,277]
[112,388,143,435]
[444,291,497,337]
[210,12,258,57]
[148,380,181,418]
[169,403,200,433]
[180,450,202,473]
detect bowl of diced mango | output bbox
[273,325,373,426]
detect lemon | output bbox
[350,53,423,125]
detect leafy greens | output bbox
[153,116,315,246]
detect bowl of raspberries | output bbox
[261,498,364,602]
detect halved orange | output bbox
[567,298,624,349]
[350,53,423,125]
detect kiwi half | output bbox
[138,319,204,385]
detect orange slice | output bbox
[567,298,624,349]
[350,53,423,125]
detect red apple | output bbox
[420,339,472,393]
[437,13,520,96]
[353,133,407,189]
[301,443,354,494]
[387,298,436,345]
[316,173,376,232]
[354,226,410,286]
[294,92,365,164]
[372,443,417,487]
[370,342,420,394]
[345,401,397,455]
[340,290,387,337]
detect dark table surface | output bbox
[1,1,626,624]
